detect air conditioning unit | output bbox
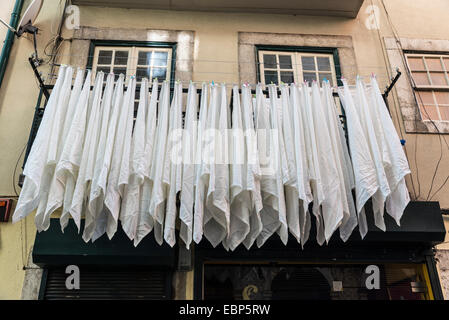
[0,198,13,222]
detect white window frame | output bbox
[258,50,338,86]
[91,46,173,83]
[405,53,449,122]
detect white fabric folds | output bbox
[13,68,411,250]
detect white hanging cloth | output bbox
[279,84,302,245]
[92,75,125,240]
[369,76,411,225]
[13,67,413,249]
[134,80,159,246]
[300,83,326,245]
[337,80,378,238]
[58,70,92,232]
[310,81,344,243]
[43,68,84,230]
[149,80,170,245]
[164,81,184,247]
[289,84,313,247]
[321,80,357,242]
[38,67,79,232]
[68,71,104,241]
[240,84,263,250]
[204,84,230,248]
[225,85,250,251]
[121,78,149,241]
[34,67,74,232]
[103,76,135,241]
[353,78,391,231]
[87,74,116,242]
[13,66,68,225]
[256,84,288,247]
[193,83,210,244]
[180,82,198,249]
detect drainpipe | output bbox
[0,0,25,89]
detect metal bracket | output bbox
[29,56,49,99]
[384,68,402,99]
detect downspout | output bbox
[0,0,25,88]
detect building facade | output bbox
[0,0,448,300]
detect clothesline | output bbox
[41,70,383,94]
[46,54,391,69]
[15,65,411,250]
[44,69,393,84]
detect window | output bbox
[92,46,173,83]
[90,44,174,117]
[258,50,338,86]
[406,53,449,121]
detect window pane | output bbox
[263,54,277,69]
[319,73,333,85]
[302,57,315,71]
[114,51,129,65]
[435,91,449,105]
[417,91,435,105]
[439,106,449,121]
[138,51,152,65]
[430,72,448,86]
[98,50,113,64]
[136,67,150,81]
[412,72,430,85]
[303,72,317,82]
[444,58,449,71]
[264,70,278,84]
[279,55,292,69]
[420,105,439,120]
[97,66,111,74]
[425,58,443,71]
[153,52,168,67]
[280,71,294,84]
[153,67,167,80]
[317,57,331,71]
[113,67,127,76]
[407,57,425,71]
[134,101,140,118]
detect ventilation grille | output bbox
[43,267,171,300]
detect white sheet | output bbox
[13,66,68,225]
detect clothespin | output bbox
[212,80,215,86]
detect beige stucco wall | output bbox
[0,0,447,299]
[0,0,15,47]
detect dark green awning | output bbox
[33,219,176,268]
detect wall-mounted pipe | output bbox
[0,0,25,89]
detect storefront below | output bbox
[32,201,446,300]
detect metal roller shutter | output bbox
[41,267,172,300]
